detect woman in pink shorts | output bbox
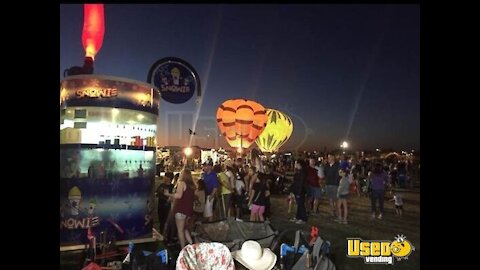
[248,172,270,222]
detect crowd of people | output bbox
[286,153,413,225]
[154,153,415,248]
[154,157,282,249]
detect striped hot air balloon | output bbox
[255,109,293,153]
[216,99,268,149]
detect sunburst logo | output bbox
[391,235,415,261]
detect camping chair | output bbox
[280,230,335,270]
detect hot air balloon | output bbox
[82,4,105,60]
[216,99,268,150]
[255,109,293,153]
[64,4,105,77]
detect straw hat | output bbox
[231,240,277,270]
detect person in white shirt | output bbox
[390,192,404,216]
[315,162,325,194]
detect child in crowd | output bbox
[390,192,404,216]
[336,169,353,224]
[193,179,206,223]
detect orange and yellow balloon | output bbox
[216,99,268,149]
[256,109,293,153]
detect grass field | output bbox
[268,187,420,270]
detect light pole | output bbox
[183,147,193,169]
[340,141,349,154]
[183,147,193,157]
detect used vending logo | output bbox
[347,235,415,265]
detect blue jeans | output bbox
[295,195,307,222]
[371,190,385,214]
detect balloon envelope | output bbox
[216,99,268,149]
[255,109,293,153]
[82,4,105,59]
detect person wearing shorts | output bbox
[250,204,265,217]
[336,169,353,224]
[390,192,404,216]
[324,154,340,217]
[325,185,338,200]
[164,169,195,248]
[248,177,269,222]
[306,159,321,215]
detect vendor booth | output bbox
[60,74,160,246]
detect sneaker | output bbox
[295,220,306,224]
[290,218,298,222]
[341,220,348,224]
[334,218,342,223]
[371,213,376,220]
[377,214,383,220]
[235,218,243,222]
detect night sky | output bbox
[60,4,419,151]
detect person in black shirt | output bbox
[289,160,308,224]
[155,172,174,234]
[234,158,246,180]
[324,154,341,217]
[248,168,270,222]
[261,165,275,219]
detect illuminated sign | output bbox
[76,88,118,98]
[60,216,100,229]
[60,75,160,115]
[147,57,201,104]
